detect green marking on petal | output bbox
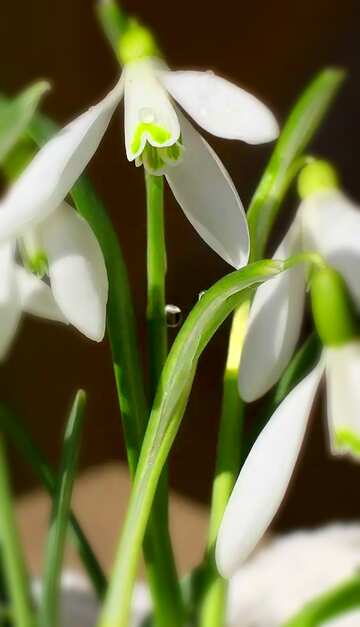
[334,428,360,457]
[158,141,184,166]
[131,123,171,156]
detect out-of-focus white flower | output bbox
[227,524,360,627]
[239,182,360,401]
[0,32,279,268]
[216,339,360,577]
[0,200,108,359]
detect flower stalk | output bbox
[145,173,168,401]
[199,301,249,627]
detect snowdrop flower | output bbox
[216,266,360,577]
[0,21,278,269]
[239,161,360,401]
[0,198,108,360]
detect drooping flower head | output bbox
[239,160,360,400]
[0,19,279,270]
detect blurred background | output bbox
[0,0,359,541]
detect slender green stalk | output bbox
[0,436,34,627]
[283,574,360,627]
[199,302,249,627]
[96,0,128,54]
[0,403,106,599]
[39,391,86,627]
[145,173,168,402]
[144,172,185,626]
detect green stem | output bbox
[0,436,34,627]
[145,173,167,402]
[96,0,128,54]
[199,302,249,627]
[283,574,360,627]
[144,172,184,627]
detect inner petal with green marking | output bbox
[136,137,184,175]
[130,121,171,156]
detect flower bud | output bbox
[298,160,339,200]
[310,267,358,346]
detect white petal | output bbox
[0,79,124,241]
[159,70,279,144]
[239,223,305,401]
[300,190,360,310]
[325,342,360,460]
[124,59,180,160]
[15,266,66,323]
[0,243,22,360]
[41,202,108,341]
[216,363,323,577]
[165,109,249,268]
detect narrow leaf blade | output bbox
[0,404,106,598]
[0,81,50,164]
[39,390,86,627]
[247,68,346,260]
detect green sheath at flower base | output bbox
[335,429,360,455]
[118,19,161,65]
[298,159,339,199]
[310,267,359,346]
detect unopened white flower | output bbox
[0,200,108,359]
[216,339,360,577]
[0,30,278,268]
[239,179,360,401]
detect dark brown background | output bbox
[0,0,359,530]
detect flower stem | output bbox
[144,172,185,627]
[0,435,34,627]
[145,173,168,401]
[198,301,249,627]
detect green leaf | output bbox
[0,404,106,599]
[98,259,284,627]
[284,574,360,627]
[247,68,346,261]
[0,436,34,627]
[0,81,49,165]
[38,391,86,627]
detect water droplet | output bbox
[198,291,206,301]
[139,107,155,124]
[165,304,182,328]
